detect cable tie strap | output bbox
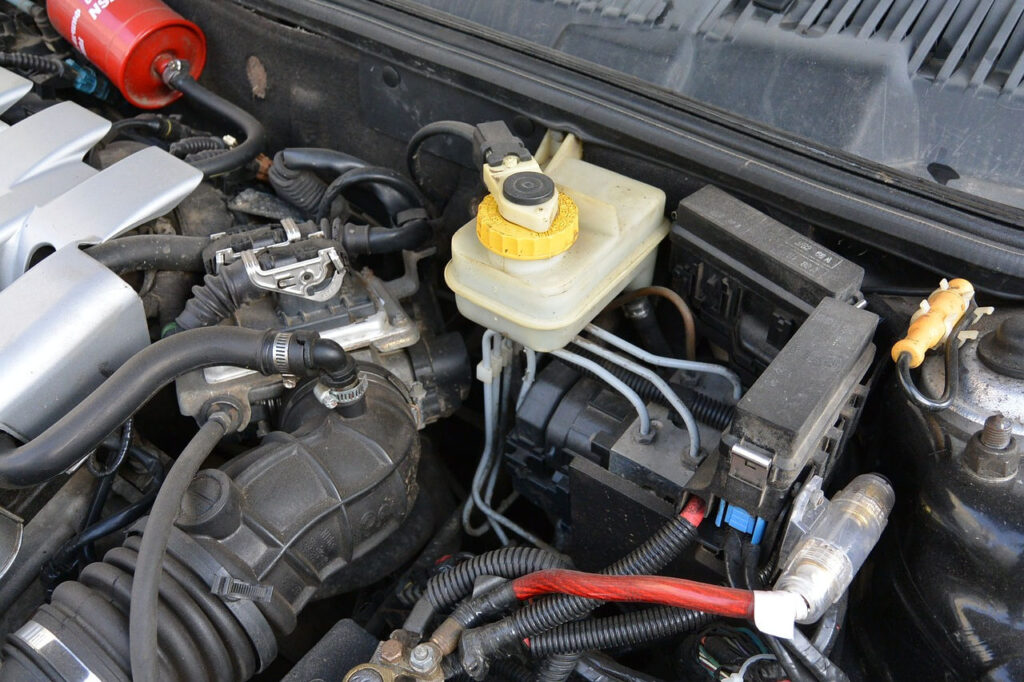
[211,572,274,603]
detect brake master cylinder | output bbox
[445,128,669,351]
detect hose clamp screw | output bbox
[313,375,367,410]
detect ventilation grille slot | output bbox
[698,0,1024,91]
[548,0,668,24]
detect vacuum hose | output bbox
[0,327,348,488]
[162,60,265,178]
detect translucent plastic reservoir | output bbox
[444,135,669,352]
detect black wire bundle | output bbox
[0,52,65,77]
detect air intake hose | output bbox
[1,369,420,681]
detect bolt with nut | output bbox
[409,643,440,673]
[981,414,1013,449]
[964,414,1020,480]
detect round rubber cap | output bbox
[502,171,556,206]
[978,315,1024,379]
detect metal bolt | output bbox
[409,643,440,673]
[981,414,1013,450]
[348,669,384,682]
[379,638,402,664]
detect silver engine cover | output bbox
[0,67,202,287]
[0,67,203,440]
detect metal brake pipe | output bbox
[584,324,743,400]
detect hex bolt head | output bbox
[379,638,402,664]
[409,643,440,673]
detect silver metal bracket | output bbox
[213,217,311,270]
[728,440,773,490]
[241,247,345,301]
[778,475,828,563]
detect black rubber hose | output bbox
[130,412,233,682]
[315,166,426,222]
[87,235,209,274]
[0,52,65,76]
[529,607,714,657]
[425,547,571,612]
[269,152,327,215]
[896,347,957,412]
[275,148,412,219]
[0,328,342,488]
[163,66,265,178]
[461,513,701,674]
[623,299,673,358]
[405,120,477,199]
[336,215,433,256]
[280,147,368,176]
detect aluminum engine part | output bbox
[177,250,470,430]
[0,66,202,288]
[0,247,149,440]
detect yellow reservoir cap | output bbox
[476,192,579,260]
[891,278,975,368]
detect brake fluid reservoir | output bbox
[445,133,668,351]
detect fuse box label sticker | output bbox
[786,234,844,270]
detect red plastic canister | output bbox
[46,0,206,109]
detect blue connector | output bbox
[715,501,766,545]
[63,59,111,99]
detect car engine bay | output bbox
[0,0,1020,680]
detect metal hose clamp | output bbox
[270,332,292,375]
